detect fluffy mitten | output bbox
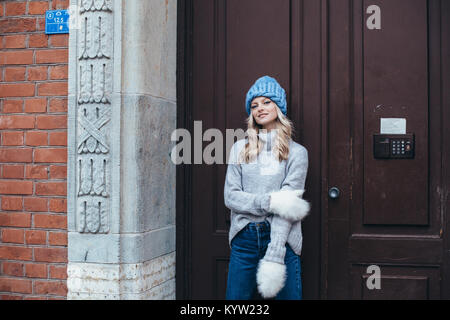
[256,215,291,299]
[269,189,310,222]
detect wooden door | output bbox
[176,0,450,299]
[176,0,322,299]
[325,0,450,299]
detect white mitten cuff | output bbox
[269,189,310,222]
[256,260,287,299]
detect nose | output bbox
[255,104,265,112]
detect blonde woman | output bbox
[224,76,310,300]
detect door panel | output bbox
[362,0,428,226]
[327,0,447,299]
[351,265,441,299]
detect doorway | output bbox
[176,0,450,299]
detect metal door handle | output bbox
[328,187,340,199]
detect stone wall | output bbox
[66,0,177,299]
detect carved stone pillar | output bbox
[67,0,177,299]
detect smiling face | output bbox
[250,96,279,130]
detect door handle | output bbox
[328,187,340,199]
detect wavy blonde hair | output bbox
[240,106,294,163]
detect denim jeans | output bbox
[226,220,302,300]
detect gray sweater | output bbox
[224,130,309,258]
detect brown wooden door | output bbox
[325,0,450,299]
[176,0,450,299]
[176,0,323,299]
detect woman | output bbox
[224,75,310,300]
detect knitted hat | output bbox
[245,76,287,116]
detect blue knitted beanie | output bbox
[245,76,287,116]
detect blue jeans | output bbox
[226,220,302,300]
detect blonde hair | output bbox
[240,107,294,163]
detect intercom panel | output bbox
[373,134,415,159]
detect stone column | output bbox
[67,0,177,299]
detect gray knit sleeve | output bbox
[263,145,309,264]
[224,163,271,216]
[223,142,271,216]
[280,144,308,192]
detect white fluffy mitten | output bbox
[257,259,287,299]
[256,216,290,299]
[269,189,310,222]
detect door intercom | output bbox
[373,134,415,159]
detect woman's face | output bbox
[250,96,279,130]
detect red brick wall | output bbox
[0,0,69,300]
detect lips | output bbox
[258,113,268,119]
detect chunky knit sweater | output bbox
[224,130,309,260]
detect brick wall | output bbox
[0,0,69,300]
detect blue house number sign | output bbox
[45,10,69,34]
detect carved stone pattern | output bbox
[80,0,112,13]
[76,0,113,234]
